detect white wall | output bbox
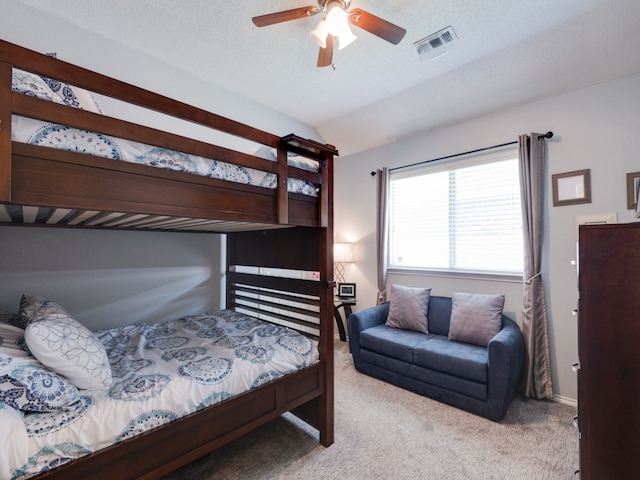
[1,1,320,148]
[335,72,640,403]
[0,227,224,331]
[0,3,320,330]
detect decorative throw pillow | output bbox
[0,309,23,329]
[448,292,505,347]
[21,295,112,390]
[19,294,69,329]
[11,69,66,105]
[0,323,30,359]
[0,364,79,413]
[385,284,431,333]
[41,53,103,113]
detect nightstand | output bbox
[334,297,357,341]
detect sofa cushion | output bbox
[425,296,453,336]
[385,284,431,333]
[360,325,429,363]
[359,350,487,400]
[448,292,505,347]
[414,335,488,383]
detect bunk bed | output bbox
[0,39,336,479]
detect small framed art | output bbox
[552,169,592,206]
[626,172,640,209]
[338,283,356,298]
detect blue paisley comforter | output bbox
[0,310,319,480]
[10,68,320,197]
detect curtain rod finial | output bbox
[371,171,377,176]
[543,131,553,139]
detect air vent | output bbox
[414,26,458,63]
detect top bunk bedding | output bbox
[11,68,320,197]
[0,39,337,232]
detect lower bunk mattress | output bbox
[0,309,319,480]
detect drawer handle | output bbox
[572,362,580,373]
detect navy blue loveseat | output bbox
[347,296,525,422]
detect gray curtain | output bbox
[376,168,389,305]
[518,133,553,399]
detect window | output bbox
[388,150,523,275]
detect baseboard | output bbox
[553,394,577,407]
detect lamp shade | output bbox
[309,19,329,48]
[636,180,640,219]
[337,26,357,50]
[310,1,357,52]
[334,242,354,263]
[326,3,348,36]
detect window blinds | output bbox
[389,154,523,275]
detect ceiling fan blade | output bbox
[348,8,407,45]
[252,6,320,27]
[317,35,334,67]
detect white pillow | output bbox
[21,295,112,390]
[19,294,69,329]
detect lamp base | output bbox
[335,262,346,286]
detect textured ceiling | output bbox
[13,0,640,155]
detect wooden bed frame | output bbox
[0,39,335,479]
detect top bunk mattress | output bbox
[0,308,319,480]
[10,68,320,197]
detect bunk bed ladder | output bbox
[0,59,11,202]
[279,134,338,228]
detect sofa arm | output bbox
[486,316,525,421]
[348,303,389,332]
[347,303,389,365]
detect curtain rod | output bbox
[370,131,554,176]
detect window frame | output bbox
[386,147,524,280]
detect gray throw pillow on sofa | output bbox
[448,292,505,347]
[385,284,431,333]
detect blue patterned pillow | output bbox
[21,295,113,390]
[0,364,79,412]
[11,69,65,105]
[19,294,69,329]
[41,53,103,113]
[0,323,30,358]
[0,309,23,329]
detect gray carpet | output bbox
[163,339,578,480]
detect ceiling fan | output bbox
[252,0,407,67]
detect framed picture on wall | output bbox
[626,172,640,209]
[552,169,592,206]
[338,283,356,298]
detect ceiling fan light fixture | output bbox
[253,0,405,66]
[336,26,357,50]
[309,18,329,48]
[325,1,348,36]
[324,1,356,50]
